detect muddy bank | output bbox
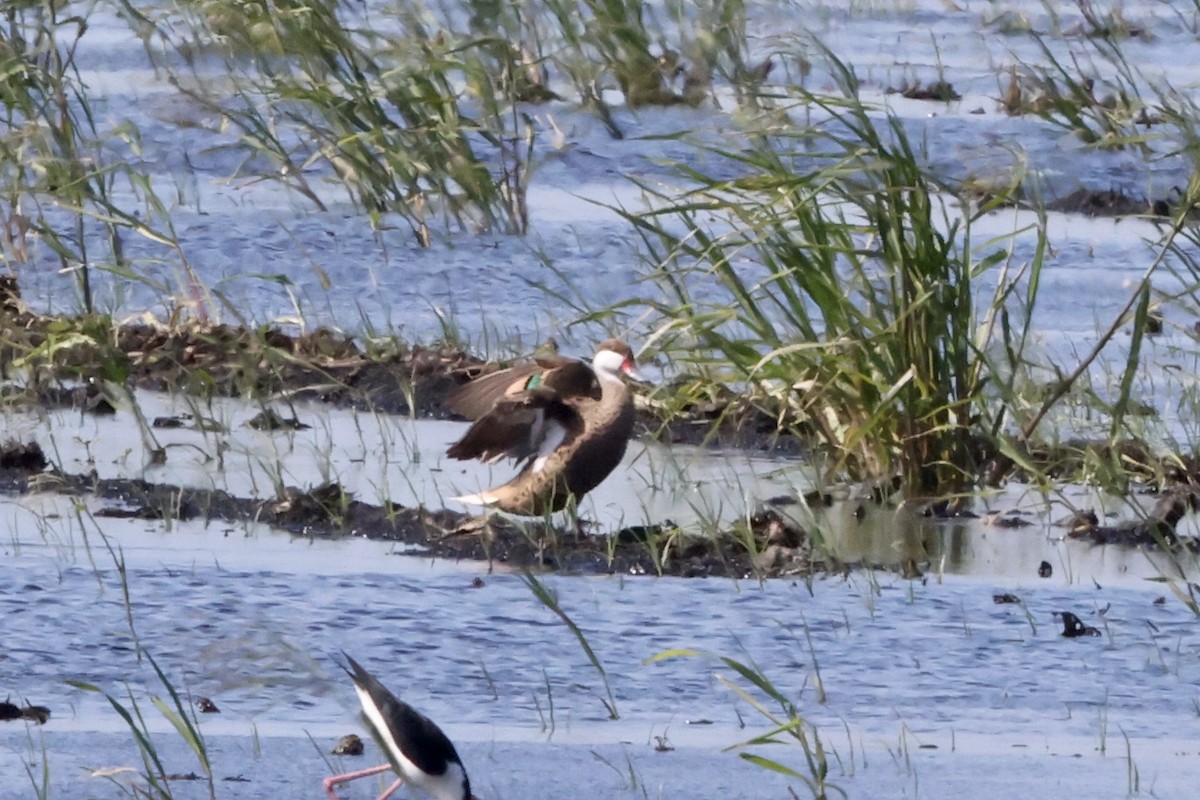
[6,284,1200,576]
[0,447,823,578]
[0,277,802,454]
[3,428,1197,581]
[4,292,1196,479]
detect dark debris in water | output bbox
[331,733,364,756]
[195,696,220,713]
[152,413,225,432]
[247,409,310,431]
[889,79,961,102]
[1054,509,1099,534]
[44,382,117,415]
[0,275,19,314]
[0,440,47,472]
[983,511,1032,529]
[1066,486,1200,549]
[919,497,978,519]
[272,483,352,526]
[0,700,51,724]
[1057,611,1101,638]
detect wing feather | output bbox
[446,356,603,469]
[446,397,544,463]
[446,364,540,421]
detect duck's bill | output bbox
[621,361,648,383]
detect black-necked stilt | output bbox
[325,654,477,800]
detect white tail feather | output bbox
[451,491,501,507]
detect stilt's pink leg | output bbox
[323,763,398,800]
[375,777,405,800]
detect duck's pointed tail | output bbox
[450,490,501,508]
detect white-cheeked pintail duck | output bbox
[445,339,640,516]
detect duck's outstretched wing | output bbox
[448,393,559,465]
[447,357,603,469]
[447,363,541,421]
[447,359,601,422]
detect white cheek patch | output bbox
[593,349,625,377]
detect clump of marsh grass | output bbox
[991,4,1184,154]
[624,33,1200,500]
[998,42,1157,149]
[1065,0,1151,42]
[119,0,535,245]
[649,648,842,799]
[536,0,771,134]
[69,652,215,800]
[0,2,194,315]
[541,0,689,117]
[628,44,1039,497]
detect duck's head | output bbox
[593,338,643,382]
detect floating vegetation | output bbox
[890,79,961,102]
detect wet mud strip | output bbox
[965,183,1195,220]
[0,444,818,578]
[2,432,1196,578]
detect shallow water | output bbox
[6,1,1200,798]
[4,505,1200,798]
[13,2,1200,356]
[4,388,1195,582]
[1,388,812,532]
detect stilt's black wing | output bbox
[338,653,464,779]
